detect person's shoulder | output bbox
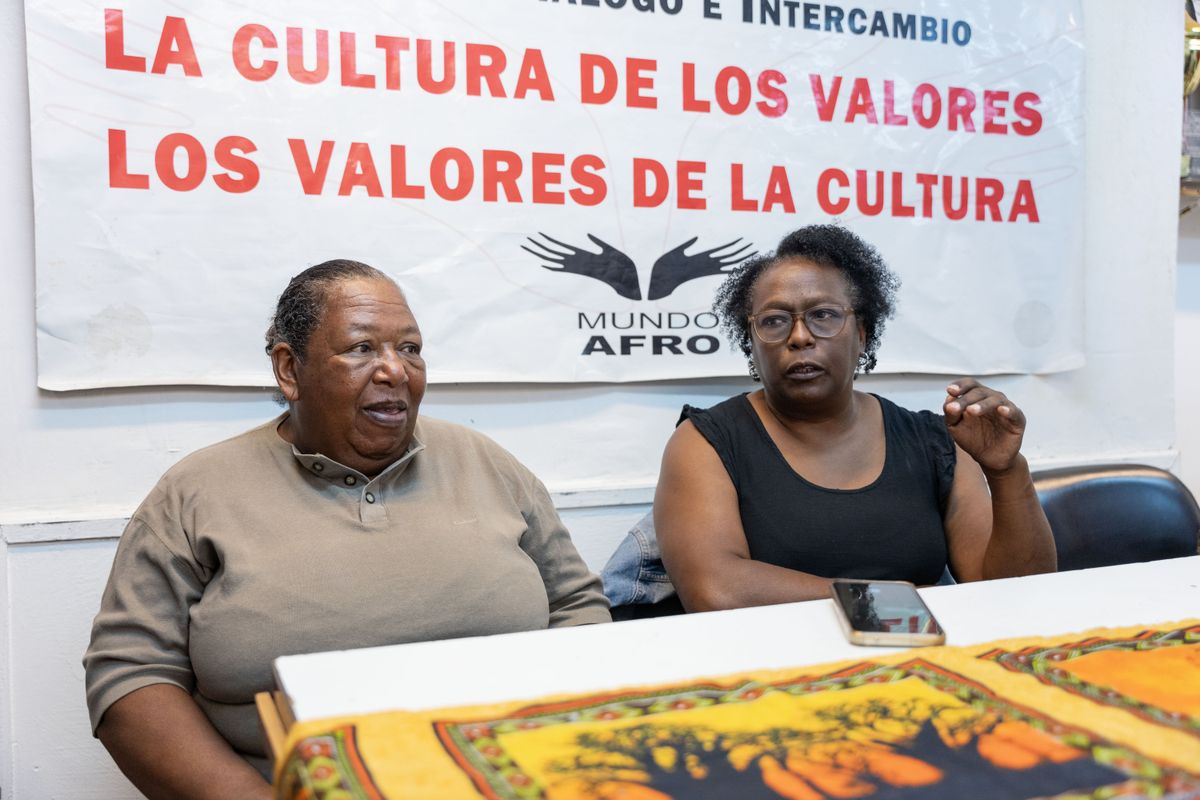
[873,394,952,448]
[127,415,286,532]
[873,395,955,501]
[875,394,944,425]
[415,415,542,498]
[156,415,285,487]
[416,415,524,467]
[416,414,495,447]
[678,392,751,427]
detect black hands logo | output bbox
[522,233,641,300]
[523,233,756,300]
[523,233,752,357]
[646,236,756,300]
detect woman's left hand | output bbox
[943,378,1026,475]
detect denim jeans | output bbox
[600,510,677,606]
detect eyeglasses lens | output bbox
[754,308,846,342]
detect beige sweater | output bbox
[84,414,609,771]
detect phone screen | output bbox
[831,580,943,636]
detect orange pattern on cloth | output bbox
[1060,646,1200,716]
[980,621,1200,735]
[273,621,1200,799]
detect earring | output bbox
[748,357,761,382]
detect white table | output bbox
[274,556,1200,723]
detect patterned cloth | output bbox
[273,621,1200,799]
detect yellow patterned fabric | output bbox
[273,621,1200,799]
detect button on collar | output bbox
[344,475,357,486]
[312,463,324,473]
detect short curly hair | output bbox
[713,225,900,375]
[265,259,394,361]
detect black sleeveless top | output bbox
[680,394,956,585]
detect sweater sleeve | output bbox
[82,512,208,734]
[519,475,612,627]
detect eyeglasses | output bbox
[749,306,854,343]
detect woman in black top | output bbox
[654,225,1056,612]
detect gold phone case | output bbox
[830,579,946,647]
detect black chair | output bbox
[1032,464,1200,571]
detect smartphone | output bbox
[830,579,945,647]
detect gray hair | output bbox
[264,259,394,360]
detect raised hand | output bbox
[522,233,641,300]
[943,378,1027,475]
[646,237,756,300]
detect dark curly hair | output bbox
[265,259,393,361]
[713,225,900,376]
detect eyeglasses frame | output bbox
[748,305,856,344]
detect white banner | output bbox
[26,0,1084,389]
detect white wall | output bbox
[0,2,1186,798]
